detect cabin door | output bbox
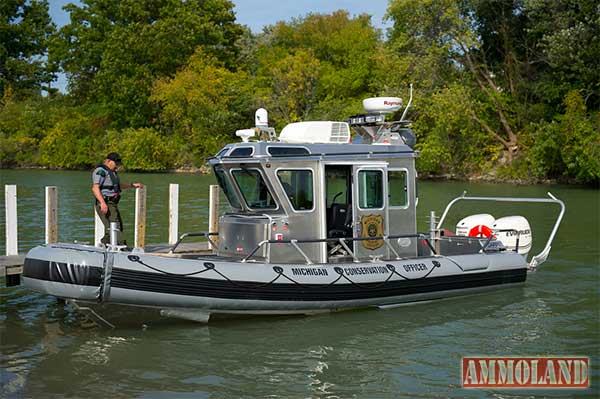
[352,165,388,259]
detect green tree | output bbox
[528,91,600,183]
[151,49,253,165]
[253,11,383,126]
[106,127,175,172]
[415,83,501,175]
[260,49,321,124]
[0,95,76,166]
[524,0,600,110]
[387,0,600,176]
[51,0,244,127]
[0,0,55,99]
[38,110,97,169]
[387,1,537,167]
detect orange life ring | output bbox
[467,225,494,238]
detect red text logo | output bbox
[462,357,589,388]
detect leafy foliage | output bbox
[0,0,56,99]
[0,96,71,166]
[50,0,243,127]
[151,49,253,165]
[0,1,597,184]
[415,84,500,175]
[39,111,96,169]
[528,91,600,183]
[259,49,321,125]
[106,128,175,172]
[253,11,383,127]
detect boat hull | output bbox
[22,243,528,318]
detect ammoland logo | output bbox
[462,357,589,388]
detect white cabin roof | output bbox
[279,122,351,144]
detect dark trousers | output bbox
[95,201,124,245]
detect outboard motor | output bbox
[456,214,495,237]
[492,216,532,255]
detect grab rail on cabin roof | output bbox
[436,192,565,269]
[240,234,437,264]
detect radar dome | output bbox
[255,108,268,127]
[363,97,402,114]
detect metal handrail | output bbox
[436,192,565,268]
[169,232,219,254]
[241,233,435,264]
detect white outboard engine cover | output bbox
[492,216,532,255]
[456,214,495,236]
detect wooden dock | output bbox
[0,255,24,272]
[1,255,25,286]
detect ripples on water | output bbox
[1,171,598,398]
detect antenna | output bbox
[400,84,413,122]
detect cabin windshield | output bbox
[213,166,242,209]
[232,168,277,209]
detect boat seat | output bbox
[328,203,352,239]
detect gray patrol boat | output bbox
[22,90,565,323]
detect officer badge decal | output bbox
[361,214,384,250]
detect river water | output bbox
[1,170,598,398]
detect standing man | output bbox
[92,152,144,245]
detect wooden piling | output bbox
[168,184,179,245]
[209,185,219,249]
[45,186,58,244]
[5,185,18,256]
[134,186,147,248]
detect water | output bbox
[1,170,599,398]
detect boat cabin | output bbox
[207,97,420,264]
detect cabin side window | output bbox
[232,169,277,210]
[358,170,384,209]
[228,147,254,157]
[389,169,408,208]
[277,169,314,211]
[268,147,310,156]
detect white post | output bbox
[109,222,119,247]
[94,210,104,247]
[208,185,220,249]
[5,185,18,256]
[45,186,58,244]
[134,186,147,248]
[168,184,179,245]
